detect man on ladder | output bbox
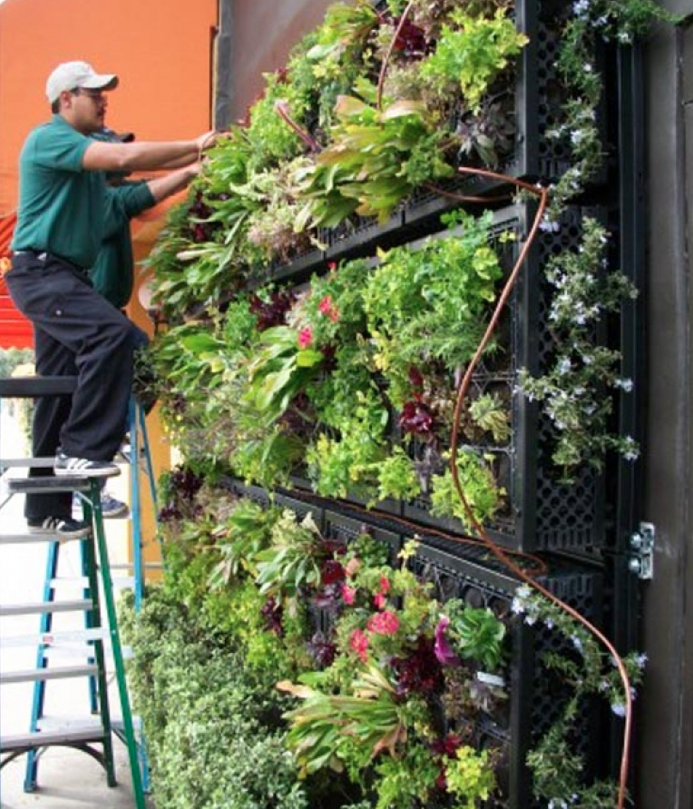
[4,60,217,538]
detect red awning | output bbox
[0,212,33,349]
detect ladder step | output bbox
[41,644,134,662]
[0,531,87,545]
[49,576,136,588]
[110,562,164,570]
[0,457,56,468]
[0,599,93,616]
[0,375,77,399]
[3,476,96,494]
[0,627,108,649]
[0,663,99,684]
[1,726,106,754]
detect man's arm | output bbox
[102,164,201,237]
[82,131,216,173]
[146,162,201,202]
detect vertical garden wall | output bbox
[127,1,674,807]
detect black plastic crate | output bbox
[407,541,607,809]
[398,204,611,557]
[222,480,609,809]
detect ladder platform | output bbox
[3,474,116,494]
[0,531,88,545]
[1,627,108,649]
[0,457,56,468]
[0,599,93,616]
[1,725,105,754]
[0,375,77,399]
[0,664,99,684]
[49,575,136,589]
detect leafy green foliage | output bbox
[244,326,325,423]
[444,599,506,671]
[468,392,511,444]
[255,510,327,599]
[208,498,280,587]
[120,588,307,809]
[429,450,504,528]
[374,448,422,503]
[419,9,528,112]
[364,211,503,381]
[444,746,498,808]
[294,90,452,228]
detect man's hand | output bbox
[196,130,219,155]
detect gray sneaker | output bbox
[55,450,120,478]
[100,492,130,518]
[27,516,92,540]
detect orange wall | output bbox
[0,0,217,216]
[0,0,217,562]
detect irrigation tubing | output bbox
[446,166,633,809]
[281,3,636,800]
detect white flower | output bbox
[615,378,634,392]
[516,584,533,599]
[636,652,648,669]
[540,217,561,233]
[558,357,572,375]
[611,703,627,717]
[622,437,639,461]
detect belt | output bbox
[14,249,48,260]
[13,249,87,275]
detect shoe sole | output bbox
[28,526,92,540]
[102,506,130,519]
[54,466,120,478]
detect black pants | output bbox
[5,252,148,521]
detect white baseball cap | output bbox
[46,61,118,104]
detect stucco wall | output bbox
[641,4,693,807]
[225,0,333,120]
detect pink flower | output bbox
[297,327,313,349]
[379,576,391,594]
[318,295,339,322]
[350,629,369,662]
[434,616,461,667]
[373,592,386,610]
[342,584,357,605]
[366,610,400,635]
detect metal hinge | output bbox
[628,522,655,580]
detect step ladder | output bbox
[122,395,160,611]
[0,375,152,809]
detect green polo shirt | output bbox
[11,115,107,269]
[91,181,156,308]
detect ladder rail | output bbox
[90,487,147,808]
[1,377,154,805]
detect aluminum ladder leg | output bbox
[0,376,147,809]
